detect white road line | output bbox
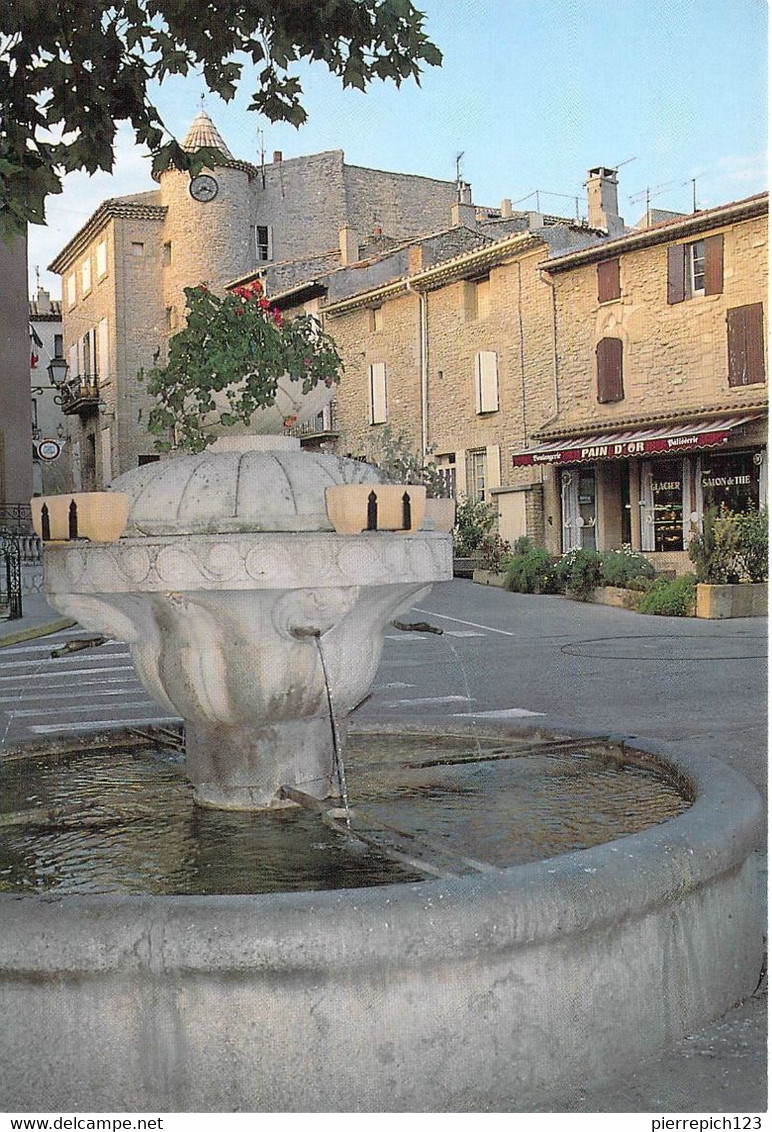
[8,699,155,718]
[0,664,135,684]
[0,687,147,704]
[392,695,471,705]
[444,630,485,638]
[451,707,545,718]
[0,652,130,671]
[31,715,182,734]
[384,634,428,641]
[413,608,516,637]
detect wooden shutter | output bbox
[704,234,724,295]
[667,245,686,304]
[597,258,621,303]
[728,304,765,387]
[596,337,624,402]
[485,445,501,492]
[369,362,387,424]
[475,351,499,413]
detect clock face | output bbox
[189,174,219,202]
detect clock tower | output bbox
[158,109,256,335]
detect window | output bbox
[131,242,144,256]
[254,225,271,261]
[596,337,624,403]
[667,234,723,303]
[97,319,109,382]
[369,362,387,424]
[727,303,765,387]
[468,449,487,501]
[81,257,91,295]
[96,240,107,279]
[67,274,76,308]
[597,258,621,303]
[54,334,63,358]
[701,451,761,514]
[474,351,499,413]
[461,276,490,320]
[369,307,383,333]
[163,242,172,267]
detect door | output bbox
[561,468,596,552]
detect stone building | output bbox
[49,109,465,487]
[512,192,768,570]
[0,235,34,513]
[259,171,615,546]
[29,288,67,496]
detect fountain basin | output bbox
[0,723,763,1112]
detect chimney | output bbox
[451,200,478,229]
[35,287,52,315]
[407,245,423,274]
[587,167,625,235]
[339,225,360,266]
[273,150,283,164]
[500,198,513,218]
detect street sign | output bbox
[37,439,62,462]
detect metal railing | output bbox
[60,374,100,414]
[290,400,338,440]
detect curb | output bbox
[0,618,76,649]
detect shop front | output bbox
[512,415,766,567]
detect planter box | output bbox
[453,557,483,578]
[325,484,426,534]
[696,582,768,619]
[589,585,641,611]
[472,569,508,588]
[31,493,129,543]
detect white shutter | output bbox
[475,351,499,414]
[640,463,655,552]
[81,257,91,294]
[68,343,78,377]
[96,240,107,279]
[97,318,109,383]
[67,274,76,307]
[561,470,581,552]
[485,445,501,492]
[369,362,387,425]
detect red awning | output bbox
[511,415,763,467]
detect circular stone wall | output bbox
[0,724,763,1112]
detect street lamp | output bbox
[47,356,69,386]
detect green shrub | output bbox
[555,548,603,601]
[452,496,497,557]
[734,507,768,582]
[636,574,696,617]
[689,507,768,584]
[600,546,656,588]
[505,548,557,594]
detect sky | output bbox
[28,0,768,295]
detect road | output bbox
[0,580,766,797]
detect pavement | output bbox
[0,582,767,1115]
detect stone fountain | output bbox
[41,433,449,810]
[0,429,764,1112]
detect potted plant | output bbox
[140,280,343,452]
[362,427,455,531]
[689,507,768,618]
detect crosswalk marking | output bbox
[0,664,136,683]
[10,699,155,718]
[31,716,182,734]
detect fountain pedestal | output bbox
[44,438,451,809]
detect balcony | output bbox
[289,399,339,445]
[60,374,100,415]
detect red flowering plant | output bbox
[141,279,342,453]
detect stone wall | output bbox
[549,212,769,428]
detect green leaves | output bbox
[0,0,442,235]
[140,283,343,452]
